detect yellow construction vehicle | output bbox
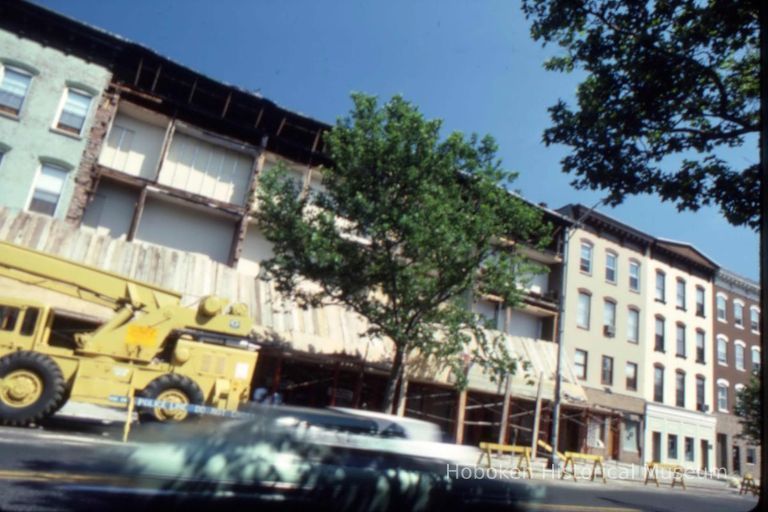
[0,240,260,425]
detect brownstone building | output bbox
[713,269,761,478]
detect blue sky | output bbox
[35,0,758,280]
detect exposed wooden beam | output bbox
[187,78,197,104]
[221,91,232,118]
[133,57,143,86]
[151,63,162,92]
[127,186,148,242]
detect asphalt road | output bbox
[0,420,759,512]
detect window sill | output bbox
[0,110,21,122]
[736,367,746,372]
[629,288,640,294]
[655,349,666,354]
[695,360,705,365]
[716,318,727,324]
[577,325,590,331]
[676,306,687,312]
[49,126,83,141]
[655,299,666,304]
[718,362,728,367]
[676,354,687,359]
[734,325,744,330]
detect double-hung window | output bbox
[628,260,640,292]
[627,308,639,343]
[577,292,591,329]
[675,370,685,408]
[676,278,686,310]
[695,330,705,363]
[734,301,744,328]
[574,350,588,380]
[654,316,665,352]
[655,270,666,302]
[580,242,593,274]
[605,251,617,283]
[695,286,705,317]
[55,88,93,135]
[601,356,614,386]
[717,336,728,365]
[676,323,686,358]
[28,163,68,216]
[0,66,32,116]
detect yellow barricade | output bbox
[739,473,759,497]
[644,462,686,489]
[560,451,606,483]
[477,442,533,478]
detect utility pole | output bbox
[531,371,544,455]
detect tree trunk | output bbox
[381,342,406,413]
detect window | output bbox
[676,278,686,310]
[627,308,639,343]
[675,370,685,408]
[655,270,666,302]
[716,294,727,321]
[28,163,68,216]
[676,323,686,358]
[629,260,640,292]
[695,330,705,363]
[605,251,617,283]
[579,242,593,274]
[750,307,760,333]
[574,349,587,380]
[19,308,39,336]
[695,286,705,317]
[696,375,706,411]
[603,300,616,337]
[685,437,694,462]
[0,149,4,168]
[735,342,745,371]
[625,362,638,391]
[734,301,744,328]
[0,305,21,331]
[601,356,614,386]
[654,316,665,352]
[746,447,756,465]
[717,381,729,412]
[0,66,32,116]
[55,88,93,135]
[717,336,728,365]
[654,365,664,403]
[668,434,678,459]
[752,347,760,372]
[577,291,591,329]
[623,420,640,452]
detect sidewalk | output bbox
[55,401,131,423]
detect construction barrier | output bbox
[560,451,606,483]
[536,439,565,461]
[739,473,759,496]
[643,462,686,489]
[477,442,533,478]
[109,394,254,442]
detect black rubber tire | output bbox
[139,374,205,423]
[0,351,66,426]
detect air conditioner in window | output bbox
[603,325,615,337]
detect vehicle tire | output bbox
[139,374,205,423]
[0,351,66,426]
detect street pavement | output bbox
[0,418,759,512]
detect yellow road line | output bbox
[522,503,641,512]
[0,469,115,483]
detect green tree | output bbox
[734,373,761,445]
[255,94,550,413]
[521,0,759,228]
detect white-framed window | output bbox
[695,286,706,317]
[717,380,729,412]
[655,270,666,302]
[676,278,686,310]
[580,242,593,274]
[605,251,617,283]
[685,437,695,462]
[628,260,640,292]
[625,362,638,391]
[667,434,678,459]
[696,375,706,411]
[752,346,761,372]
[676,323,686,357]
[627,308,640,343]
[746,447,757,465]
[0,148,5,168]
[601,355,614,386]
[54,88,93,135]
[734,341,746,371]
[0,65,32,116]
[603,299,616,337]
[574,349,587,380]
[675,370,685,408]
[695,329,706,363]
[717,336,728,365]
[654,316,665,352]
[577,291,591,329]
[750,306,759,333]
[28,162,69,216]
[654,365,664,403]
[734,300,744,329]
[716,293,727,322]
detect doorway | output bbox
[652,431,662,462]
[732,446,741,475]
[717,434,728,472]
[700,439,710,471]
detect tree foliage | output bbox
[734,372,761,445]
[521,0,759,228]
[255,94,550,413]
